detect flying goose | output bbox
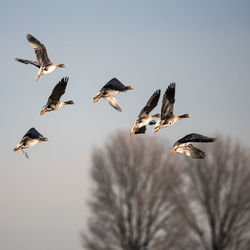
[13,128,49,159]
[15,34,66,82]
[172,133,216,159]
[154,83,190,133]
[130,90,161,135]
[93,78,134,111]
[40,77,75,116]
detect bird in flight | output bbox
[172,133,216,159]
[15,34,66,82]
[13,128,49,159]
[40,77,75,116]
[154,83,190,133]
[93,78,134,111]
[130,90,161,135]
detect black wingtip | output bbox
[62,76,69,82]
[26,33,34,38]
[203,136,216,143]
[26,33,32,39]
[15,58,23,62]
[155,89,161,95]
[169,82,176,89]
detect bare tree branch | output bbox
[176,138,250,250]
[83,131,186,250]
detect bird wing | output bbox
[161,83,175,119]
[23,128,46,140]
[47,77,69,103]
[177,133,216,144]
[26,34,51,66]
[102,78,126,91]
[134,126,146,134]
[105,96,122,111]
[15,58,40,68]
[138,90,161,118]
[178,144,205,159]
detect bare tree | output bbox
[175,138,250,250]
[82,131,187,250]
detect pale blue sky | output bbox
[0,1,250,250]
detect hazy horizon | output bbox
[0,0,250,249]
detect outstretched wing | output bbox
[177,133,216,144]
[23,128,46,140]
[161,83,175,119]
[26,34,51,66]
[178,144,205,159]
[15,58,40,68]
[105,96,122,111]
[47,77,69,103]
[134,126,146,134]
[102,78,126,91]
[138,90,161,118]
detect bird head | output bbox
[57,64,66,68]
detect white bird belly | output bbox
[22,139,39,149]
[44,65,57,74]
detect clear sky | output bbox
[0,0,250,250]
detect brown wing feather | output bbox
[181,144,205,159]
[15,58,40,68]
[161,83,175,119]
[138,90,161,118]
[47,77,69,103]
[26,34,51,66]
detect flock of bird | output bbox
[13,34,216,159]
